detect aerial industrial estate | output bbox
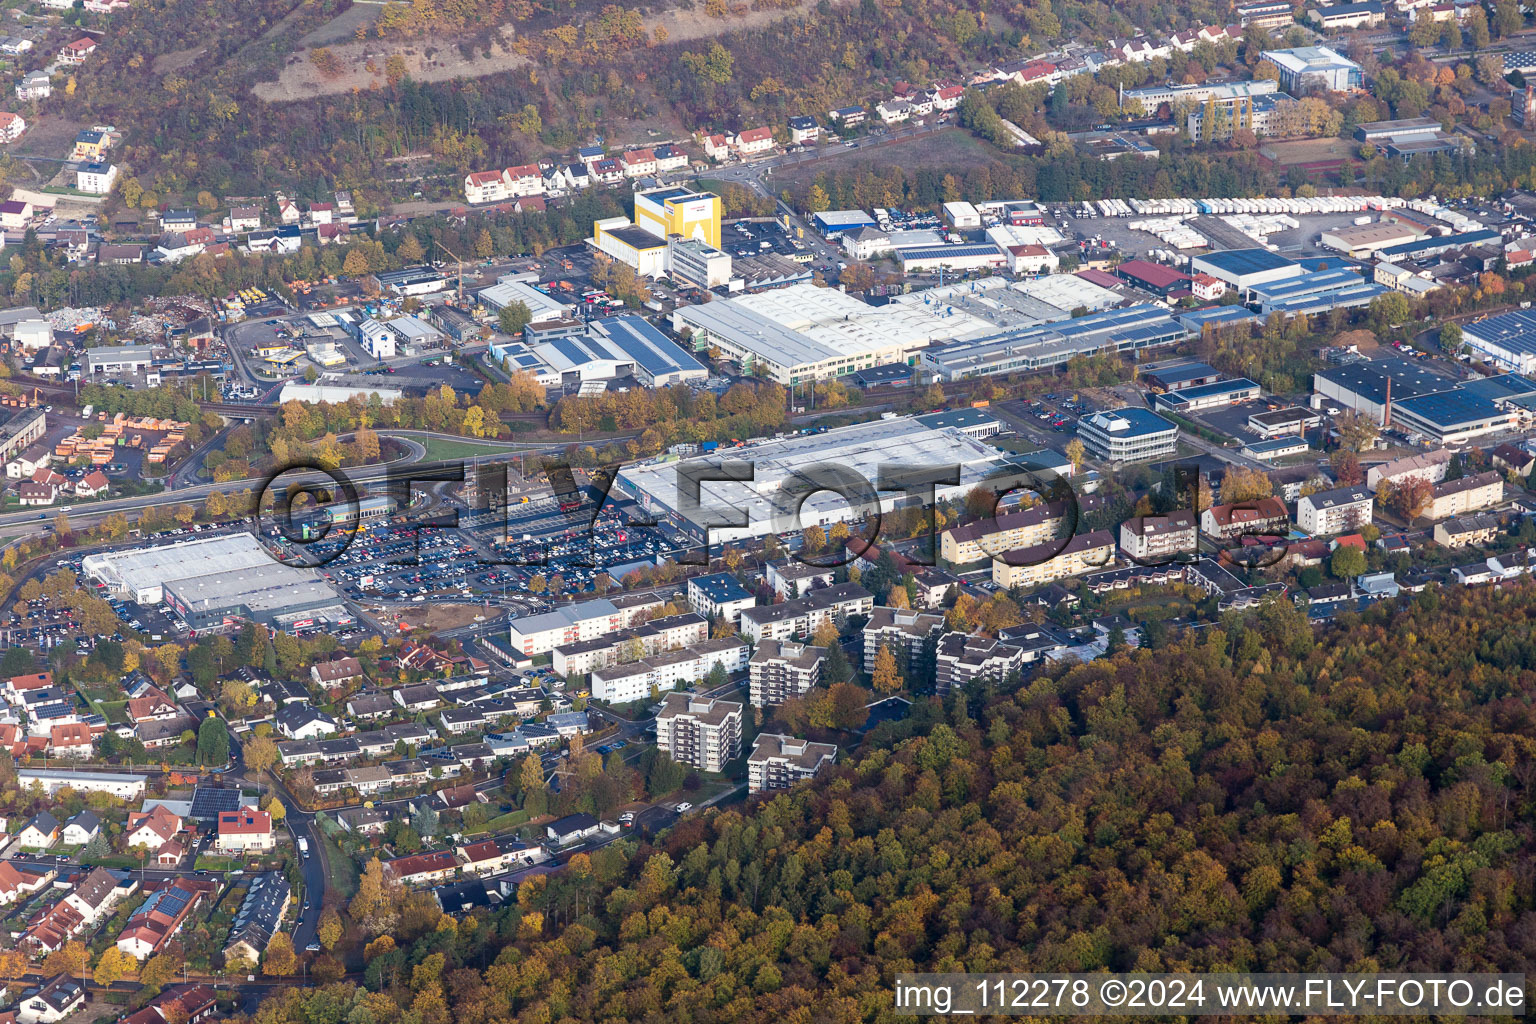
[0,0,1531,1015]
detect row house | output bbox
[463,164,546,204]
[1168,24,1243,50]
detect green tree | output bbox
[196,716,229,765]
[498,300,533,336]
[1331,544,1367,578]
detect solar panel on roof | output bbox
[190,787,242,821]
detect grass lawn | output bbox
[81,853,146,870]
[481,809,531,834]
[98,700,129,725]
[194,854,239,871]
[421,437,517,461]
[320,829,359,899]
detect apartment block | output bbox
[1118,510,1196,562]
[991,530,1117,589]
[587,637,750,704]
[655,693,742,773]
[748,639,825,707]
[1428,471,1502,520]
[747,734,838,794]
[940,500,1066,565]
[552,612,708,677]
[1296,485,1374,535]
[934,631,1027,693]
[861,607,945,673]
[739,583,873,644]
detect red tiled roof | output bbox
[737,127,773,143]
[217,808,270,835]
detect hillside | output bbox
[256,584,1536,1024]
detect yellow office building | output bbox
[634,187,721,250]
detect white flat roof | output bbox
[82,533,273,597]
[617,415,1008,538]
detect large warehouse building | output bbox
[919,304,1187,380]
[1460,310,1536,374]
[614,415,1011,543]
[84,533,276,604]
[1189,248,1304,293]
[671,282,965,384]
[163,564,353,633]
[82,533,349,632]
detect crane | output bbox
[436,240,468,306]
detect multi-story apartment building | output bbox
[861,607,944,673]
[551,612,707,677]
[1296,485,1374,535]
[1428,471,1503,520]
[940,500,1067,565]
[1201,497,1290,540]
[739,583,873,643]
[747,734,838,794]
[1367,448,1452,491]
[934,632,1027,693]
[655,693,742,773]
[748,640,825,707]
[765,560,835,599]
[687,572,755,622]
[508,595,663,656]
[991,530,1117,589]
[588,638,750,704]
[1119,510,1196,562]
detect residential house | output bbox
[274,703,337,740]
[60,811,99,846]
[1119,510,1197,562]
[336,807,391,837]
[653,143,688,171]
[126,689,179,724]
[0,112,26,144]
[701,133,731,160]
[734,127,775,155]
[545,812,601,846]
[126,805,182,850]
[787,116,821,143]
[17,976,85,1024]
[75,162,117,194]
[1435,513,1500,547]
[1492,443,1534,478]
[223,872,289,965]
[456,835,534,876]
[0,861,53,906]
[15,811,58,849]
[228,206,263,232]
[74,470,108,497]
[57,38,96,64]
[346,692,396,721]
[1201,497,1291,540]
[48,723,95,759]
[620,148,657,177]
[311,656,363,694]
[15,71,51,102]
[115,879,205,959]
[383,850,459,887]
[214,807,273,854]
